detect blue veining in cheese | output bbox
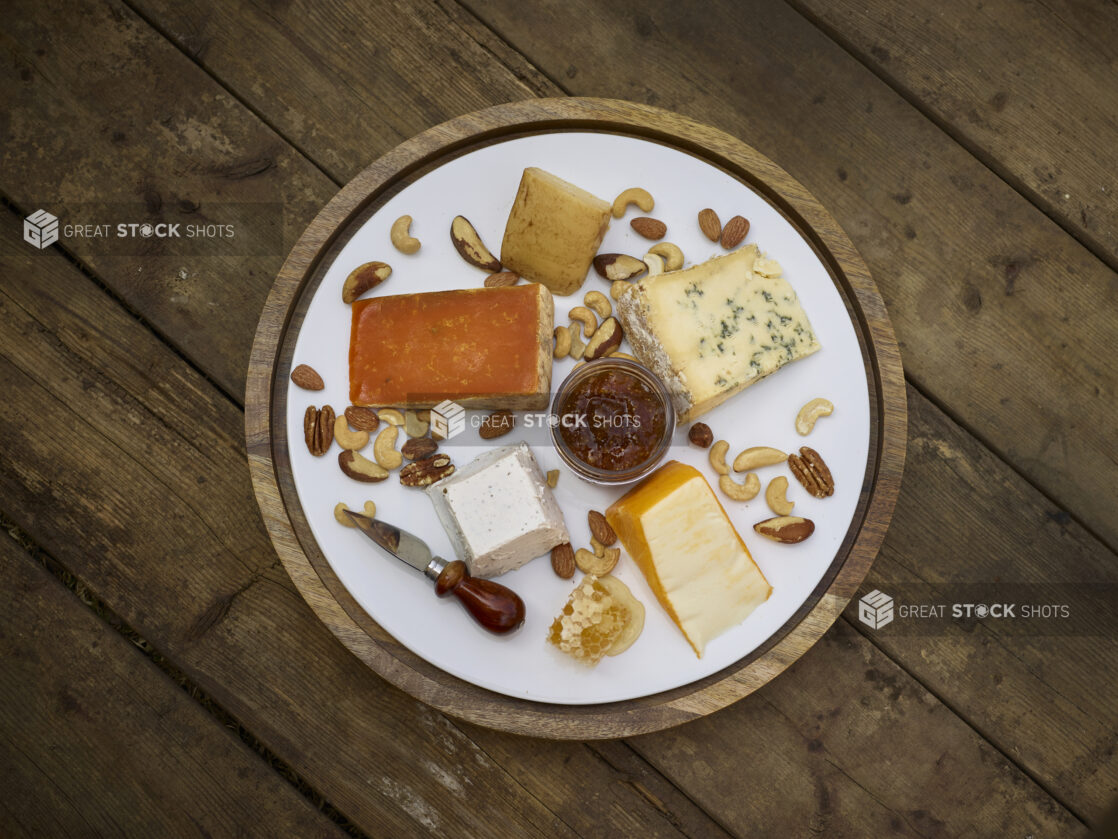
[616,245,820,421]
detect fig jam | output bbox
[558,368,667,471]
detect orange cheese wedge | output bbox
[605,461,771,657]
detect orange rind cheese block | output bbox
[605,460,771,657]
[349,283,553,409]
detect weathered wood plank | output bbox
[456,0,1118,550]
[0,0,332,396]
[632,619,1083,837]
[788,0,1118,268]
[0,537,348,839]
[0,208,1080,834]
[0,213,731,839]
[854,385,1118,816]
[128,0,554,183]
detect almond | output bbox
[587,510,617,546]
[720,215,750,250]
[401,436,438,461]
[630,217,667,240]
[593,253,648,282]
[290,364,324,390]
[483,271,520,288]
[450,215,501,272]
[551,543,576,579]
[342,261,391,304]
[478,409,515,439]
[753,515,815,544]
[344,406,380,432]
[698,208,721,242]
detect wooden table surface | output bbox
[2,1,1114,836]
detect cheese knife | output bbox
[343,511,525,635]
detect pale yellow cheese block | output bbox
[500,167,611,296]
[606,461,772,657]
[616,246,821,422]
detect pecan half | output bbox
[400,454,456,487]
[304,405,335,456]
[788,446,835,498]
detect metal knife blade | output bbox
[343,510,446,580]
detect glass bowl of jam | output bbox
[549,358,675,485]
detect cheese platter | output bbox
[246,98,906,738]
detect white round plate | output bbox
[286,132,870,705]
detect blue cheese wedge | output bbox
[616,245,820,422]
[426,442,569,578]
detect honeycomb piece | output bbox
[548,576,632,665]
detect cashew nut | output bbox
[575,546,620,575]
[377,408,405,426]
[404,410,429,438]
[333,415,370,451]
[732,446,788,473]
[373,425,403,470]
[568,306,598,338]
[610,280,631,301]
[553,325,572,359]
[389,215,420,254]
[643,252,666,275]
[765,476,794,516]
[590,536,606,558]
[720,472,761,502]
[795,397,834,436]
[647,242,684,271]
[334,502,354,526]
[583,290,612,319]
[334,500,376,526]
[568,321,586,360]
[709,440,731,475]
[608,351,639,361]
[611,187,655,219]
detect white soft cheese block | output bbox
[616,245,821,422]
[427,442,569,578]
[606,461,772,657]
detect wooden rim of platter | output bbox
[245,98,907,740]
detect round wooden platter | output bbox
[245,98,906,739]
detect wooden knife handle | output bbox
[434,560,525,635]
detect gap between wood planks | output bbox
[781,0,1118,279]
[10,0,1108,819]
